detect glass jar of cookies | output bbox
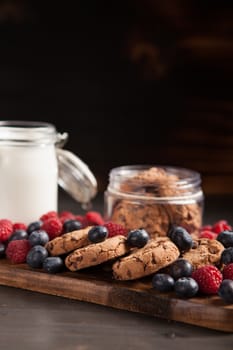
[104,165,204,238]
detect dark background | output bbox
[0,0,233,195]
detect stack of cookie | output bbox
[45,225,225,281]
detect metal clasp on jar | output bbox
[55,132,69,149]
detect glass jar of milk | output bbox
[0,121,97,224]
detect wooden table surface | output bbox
[1,191,233,350]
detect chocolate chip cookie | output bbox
[45,226,93,256]
[65,235,130,271]
[182,238,225,270]
[112,237,180,280]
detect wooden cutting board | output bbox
[0,258,232,333]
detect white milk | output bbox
[0,145,58,224]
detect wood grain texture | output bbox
[0,259,232,333]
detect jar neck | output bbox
[0,120,68,146]
[107,187,204,204]
[107,165,203,200]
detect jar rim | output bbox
[0,120,68,146]
[109,164,201,178]
[0,120,56,130]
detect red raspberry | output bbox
[42,217,63,240]
[85,211,104,226]
[5,239,31,264]
[222,263,233,280]
[212,220,232,235]
[199,230,217,240]
[75,215,89,228]
[0,219,13,242]
[13,222,27,231]
[200,225,212,232]
[192,265,223,295]
[59,211,76,224]
[104,222,128,237]
[59,210,75,219]
[39,211,58,222]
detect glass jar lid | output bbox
[56,148,98,207]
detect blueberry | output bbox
[0,242,6,258]
[28,230,49,246]
[174,277,199,298]
[127,228,149,248]
[63,219,82,233]
[167,225,193,253]
[43,257,64,274]
[152,273,175,292]
[167,225,177,241]
[168,258,193,280]
[27,220,43,234]
[88,226,108,243]
[8,229,28,241]
[217,230,233,248]
[220,247,233,265]
[26,245,48,268]
[218,279,233,303]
